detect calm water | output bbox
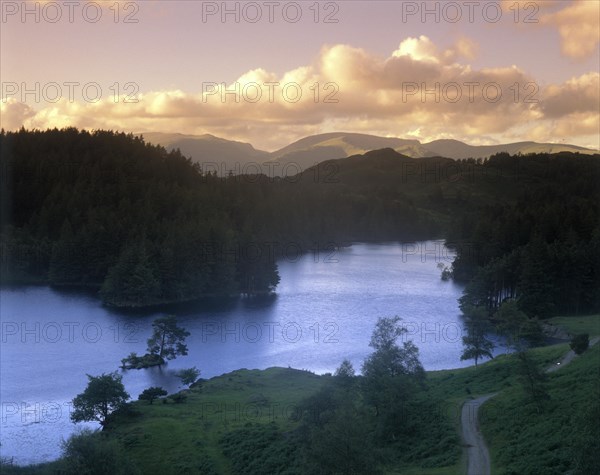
[0,241,502,465]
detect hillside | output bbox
[423,139,596,160]
[140,131,599,174]
[140,132,270,174]
[270,132,429,169]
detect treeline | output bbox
[1,128,599,313]
[449,152,600,317]
[0,128,439,306]
[0,128,284,305]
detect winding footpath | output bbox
[461,394,497,475]
[461,336,600,475]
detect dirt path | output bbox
[463,336,600,474]
[546,336,600,373]
[461,393,497,475]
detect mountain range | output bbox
[140,132,598,175]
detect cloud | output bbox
[2,36,597,150]
[541,73,600,118]
[0,99,36,129]
[393,36,441,63]
[540,1,600,59]
[499,1,599,60]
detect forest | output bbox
[1,128,599,315]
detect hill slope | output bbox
[140,132,270,174]
[141,132,598,173]
[423,139,596,160]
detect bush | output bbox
[171,393,187,404]
[570,334,589,355]
[61,429,140,475]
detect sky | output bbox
[1,0,599,151]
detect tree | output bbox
[147,315,190,360]
[516,350,549,413]
[71,373,130,426]
[333,359,356,390]
[461,306,494,367]
[361,316,425,437]
[100,242,161,307]
[335,359,355,378]
[175,367,200,387]
[570,334,590,355]
[138,387,167,404]
[461,330,494,368]
[295,385,338,427]
[495,299,541,352]
[362,316,425,380]
[305,399,379,475]
[517,237,557,318]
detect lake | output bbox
[0,241,503,465]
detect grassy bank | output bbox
[547,314,600,337]
[478,316,600,475]
[70,343,581,475]
[107,367,326,474]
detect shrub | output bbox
[570,334,589,355]
[171,393,188,404]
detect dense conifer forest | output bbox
[1,128,598,313]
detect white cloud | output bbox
[540,1,600,60]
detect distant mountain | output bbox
[270,132,434,170]
[422,139,597,160]
[139,132,270,174]
[141,132,598,175]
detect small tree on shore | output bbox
[147,315,190,360]
[461,306,494,368]
[71,373,130,426]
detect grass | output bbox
[107,367,326,474]
[547,314,600,336]
[103,342,574,475]
[480,343,600,475]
